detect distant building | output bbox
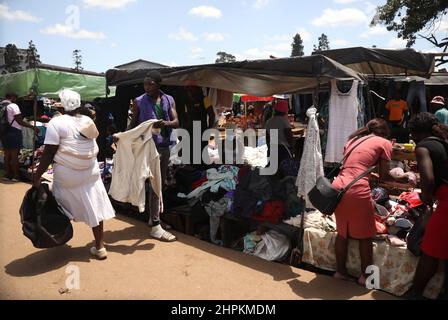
[114,59,167,71]
[0,47,28,74]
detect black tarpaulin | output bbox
[106,55,363,96]
[316,47,435,78]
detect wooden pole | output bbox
[31,69,38,184]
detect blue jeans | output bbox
[407,81,427,113]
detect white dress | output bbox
[325,80,359,163]
[45,115,115,228]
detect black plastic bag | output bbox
[20,184,73,248]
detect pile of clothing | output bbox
[232,167,303,223]
[163,165,240,245]
[284,210,337,232]
[372,188,426,247]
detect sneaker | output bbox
[11,178,20,182]
[1,177,12,181]
[90,247,107,260]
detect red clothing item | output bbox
[421,184,448,260]
[252,201,285,224]
[191,177,208,190]
[333,135,393,239]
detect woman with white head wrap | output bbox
[33,89,115,260]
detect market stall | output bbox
[0,67,115,181]
[104,51,446,300]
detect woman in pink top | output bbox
[332,118,408,286]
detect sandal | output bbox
[152,230,177,242]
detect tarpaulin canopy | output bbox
[0,68,115,101]
[316,47,435,78]
[367,72,448,86]
[106,54,363,96]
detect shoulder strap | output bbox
[422,137,448,151]
[326,135,374,178]
[342,135,374,165]
[341,166,377,193]
[3,104,16,126]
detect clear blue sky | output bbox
[1,0,447,72]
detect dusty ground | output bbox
[0,180,396,300]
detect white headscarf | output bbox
[59,89,81,112]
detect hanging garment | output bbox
[296,107,324,208]
[325,80,359,163]
[407,81,427,113]
[357,83,366,128]
[109,120,162,213]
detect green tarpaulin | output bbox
[0,69,115,101]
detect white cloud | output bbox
[168,27,197,41]
[163,62,179,67]
[364,2,378,15]
[264,43,291,52]
[41,24,106,39]
[111,42,118,48]
[253,0,270,9]
[190,46,205,60]
[203,32,228,41]
[435,18,448,33]
[0,4,41,22]
[190,46,203,55]
[332,39,351,47]
[261,28,311,55]
[388,37,407,49]
[361,25,389,38]
[296,28,312,42]
[312,8,368,27]
[189,6,222,18]
[83,0,136,10]
[241,48,278,60]
[334,0,359,3]
[265,28,311,45]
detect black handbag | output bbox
[308,136,376,215]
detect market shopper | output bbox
[406,113,448,299]
[33,89,115,260]
[385,90,408,127]
[120,70,179,242]
[1,93,39,182]
[265,99,294,168]
[431,96,448,125]
[332,118,410,286]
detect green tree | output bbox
[215,51,236,63]
[4,44,23,73]
[372,0,448,47]
[25,40,41,69]
[73,49,83,71]
[313,33,331,52]
[291,33,304,57]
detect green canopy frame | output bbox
[0,68,115,101]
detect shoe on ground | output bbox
[150,225,177,242]
[90,247,107,260]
